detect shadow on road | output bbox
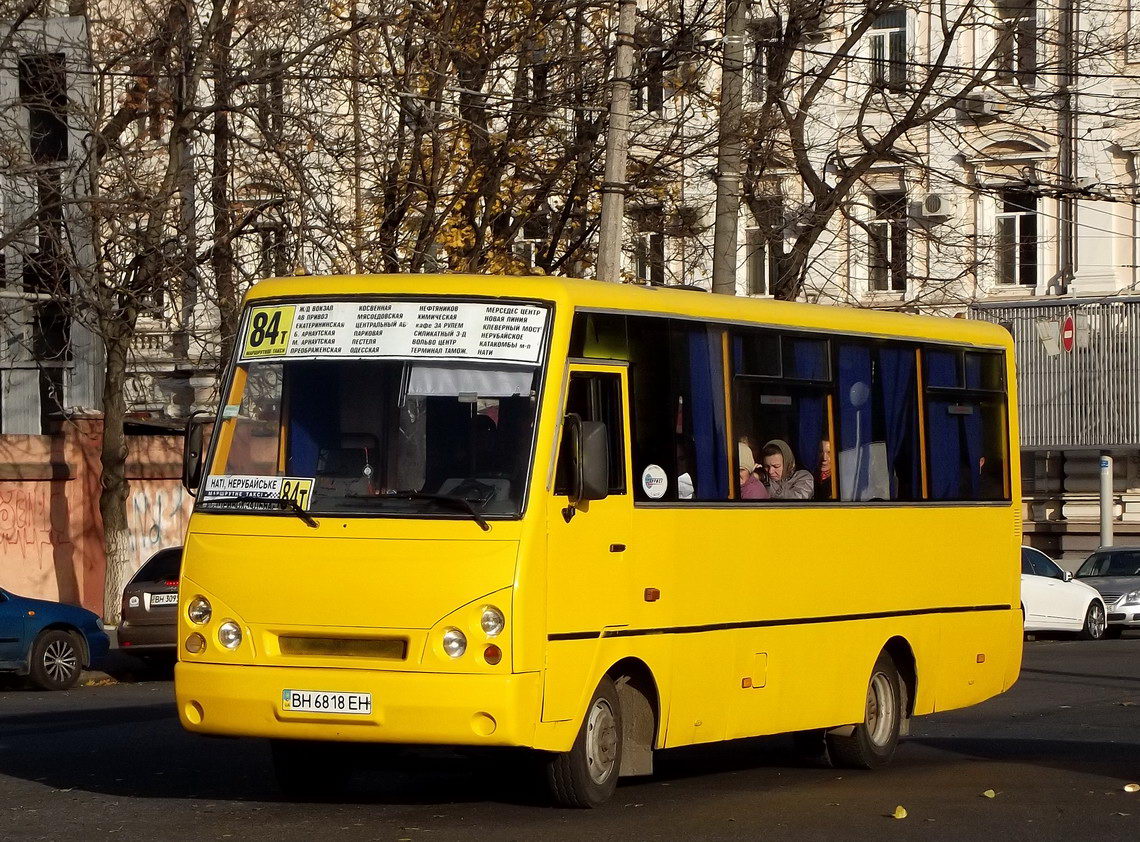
[908,735,1140,781]
[0,698,551,806]
[1,693,1135,808]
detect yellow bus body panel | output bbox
[176,274,1021,756]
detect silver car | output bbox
[1073,547,1140,638]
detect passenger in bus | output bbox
[815,439,834,500]
[760,439,815,500]
[738,442,769,500]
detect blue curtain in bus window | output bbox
[791,341,825,476]
[286,363,340,477]
[928,401,960,499]
[837,344,874,500]
[925,349,959,387]
[926,351,962,499]
[878,347,919,498]
[688,328,728,499]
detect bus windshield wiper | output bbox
[199,495,318,528]
[348,491,491,531]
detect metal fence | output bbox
[971,298,1140,450]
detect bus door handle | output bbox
[609,543,626,553]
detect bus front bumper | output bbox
[175,661,542,747]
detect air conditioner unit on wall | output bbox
[920,193,954,219]
[960,94,1014,119]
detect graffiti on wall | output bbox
[126,483,191,571]
[0,483,76,600]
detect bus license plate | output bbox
[281,689,372,715]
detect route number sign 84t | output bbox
[242,305,295,358]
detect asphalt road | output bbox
[1,637,1138,841]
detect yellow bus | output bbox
[176,274,1021,807]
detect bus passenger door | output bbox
[544,365,632,720]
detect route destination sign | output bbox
[240,300,548,364]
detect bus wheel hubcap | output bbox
[585,698,618,784]
[866,673,895,747]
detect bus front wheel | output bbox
[546,676,623,808]
[826,651,903,770]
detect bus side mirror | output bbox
[182,411,211,493]
[563,414,610,520]
[577,421,610,503]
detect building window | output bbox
[868,193,907,292]
[746,196,784,295]
[18,53,68,164]
[747,18,780,103]
[524,43,550,103]
[995,0,1037,86]
[253,50,285,141]
[632,211,665,285]
[995,190,1037,286]
[632,25,664,113]
[39,366,65,435]
[513,212,549,270]
[867,9,907,93]
[254,224,287,278]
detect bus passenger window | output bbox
[924,349,1009,501]
[628,319,730,502]
[732,329,831,503]
[836,343,922,502]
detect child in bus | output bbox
[738,441,769,500]
[760,439,815,500]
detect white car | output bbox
[1021,546,1108,640]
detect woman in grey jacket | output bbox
[760,439,815,500]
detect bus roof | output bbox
[245,274,1012,349]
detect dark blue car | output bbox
[0,587,110,690]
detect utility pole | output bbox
[711,0,748,295]
[350,0,364,273]
[596,0,637,283]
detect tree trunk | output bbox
[99,324,132,624]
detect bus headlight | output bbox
[217,621,242,650]
[480,605,505,637]
[187,596,212,625]
[442,628,467,658]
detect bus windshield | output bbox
[201,359,540,518]
[200,298,549,520]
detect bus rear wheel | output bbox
[826,651,903,770]
[546,676,622,808]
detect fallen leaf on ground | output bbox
[982,789,997,798]
[891,806,908,819]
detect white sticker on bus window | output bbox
[201,475,315,510]
[641,464,668,499]
[237,300,549,365]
